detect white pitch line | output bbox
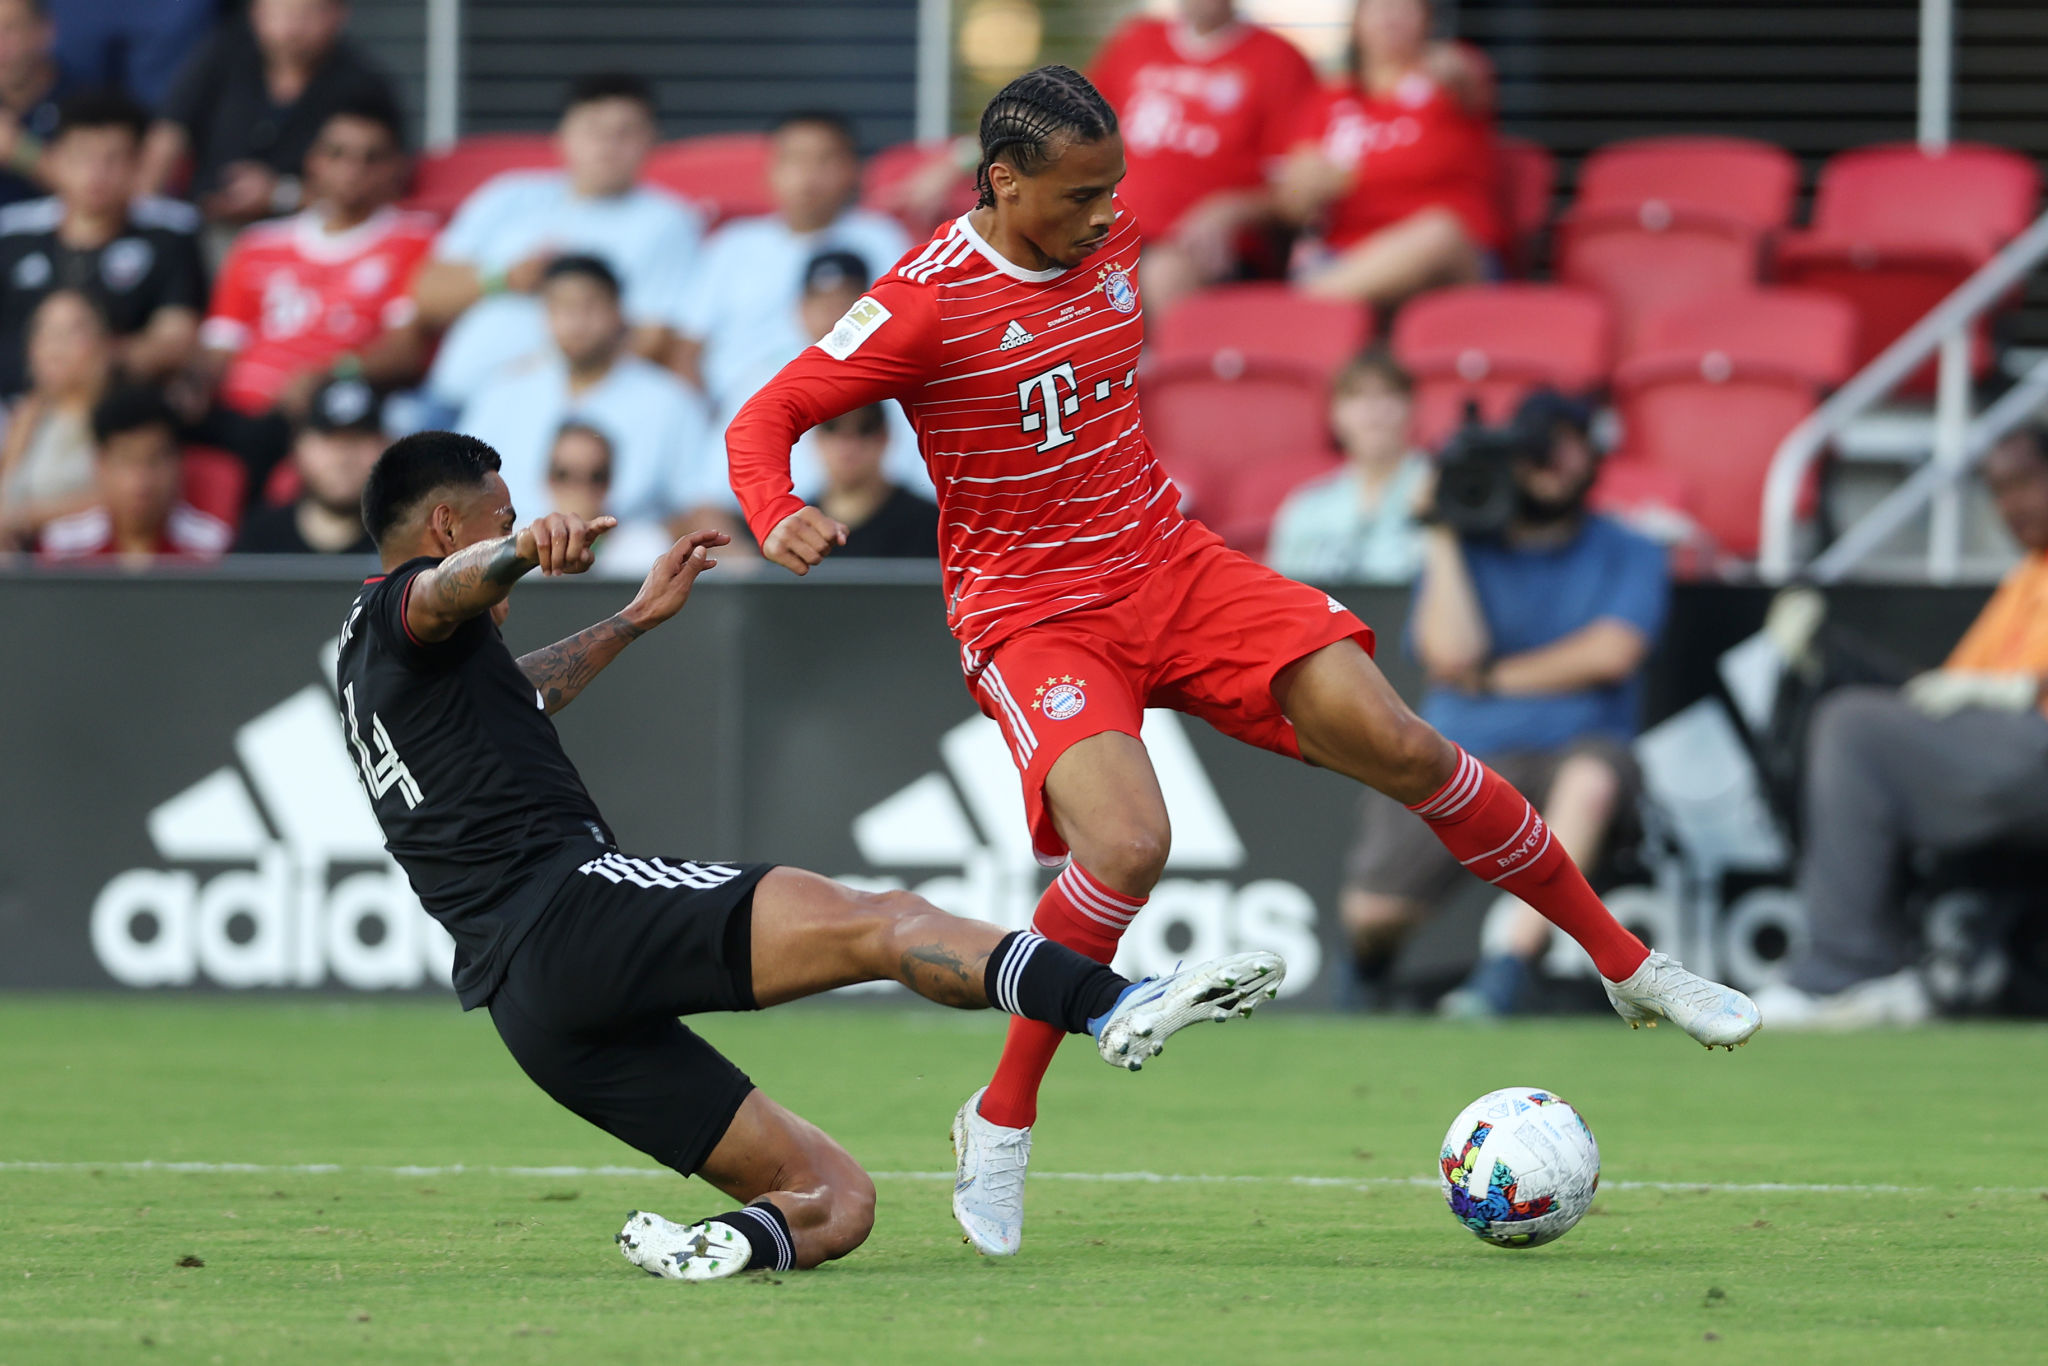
[0,1160,2037,1196]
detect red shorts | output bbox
[962,529,1375,865]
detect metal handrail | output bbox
[1757,208,2048,582]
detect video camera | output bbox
[1427,401,1548,537]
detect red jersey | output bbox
[726,202,1193,654]
[200,207,435,416]
[1088,17,1318,240]
[1292,71,1503,252]
[38,502,231,562]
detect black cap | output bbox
[1508,388,1593,445]
[304,377,383,435]
[802,250,870,296]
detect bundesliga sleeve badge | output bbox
[818,295,892,359]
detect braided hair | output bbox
[974,64,1118,208]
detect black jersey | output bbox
[335,557,613,1007]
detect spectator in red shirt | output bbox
[1088,1,1320,317]
[1275,0,1501,306]
[189,93,432,485]
[38,383,229,564]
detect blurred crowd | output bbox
[4,0,2042,1021]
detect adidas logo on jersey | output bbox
[837,710,1319,995]
[998,320,1034,350]
[90,639,456,992]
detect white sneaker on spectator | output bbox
[1750,970,1933,1031]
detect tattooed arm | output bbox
[517,528,730,714]
[404,511,617,643]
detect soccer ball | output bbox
[1437,1087,1600,1248]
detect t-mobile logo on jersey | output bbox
[90,640,455,992]
[1016,361,1139,453]
[838,710,1321,996]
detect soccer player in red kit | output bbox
[725,65,1760,1258]
[1088,0,1319,313]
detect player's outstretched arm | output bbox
[404,511,617,643]
[517,529,728,714]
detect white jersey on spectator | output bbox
[677,208,910,411]
[425,170,706,408]
[455,350,715,526]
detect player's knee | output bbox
[1379,710,1456,800]
[814,1168,877,1264]
[1087,823,1169,893]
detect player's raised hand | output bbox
[520,512,618,576]
[623,529,730,629]
[763,506,849,576]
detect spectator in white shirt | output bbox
[1266,347,1433,583]
[455,253,713,532]
[540,419,678,578]
[412,71,703,412]
[672,109,909,411]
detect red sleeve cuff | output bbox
[747,494,808,551]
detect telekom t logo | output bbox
[1017,362,1081,452]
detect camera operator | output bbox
[1337,389,1670,1015]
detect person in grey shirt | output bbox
[1266,346,1432,583]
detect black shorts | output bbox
[486,853,776,1177]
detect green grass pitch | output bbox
[2,998,2044,1365]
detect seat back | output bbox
[180,446,248,529]
[862,140,977,236]
[1559,226,1760,351]
[405,134,559,221]
[643,133,776,225]
[1574,136,1799,230]
[1809,142,2040,254]
[1149,283,1372,375]
[1391,284,1613,450]
[1144,369,1332,517]
[1213,449,1344,557]
[1626,288,1857,389]
[1615,377,1816,558]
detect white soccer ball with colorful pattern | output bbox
[1438,1087,1600,1248]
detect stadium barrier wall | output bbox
[0,567,1989,1005]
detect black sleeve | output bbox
[158,32,225,134]
[153,227,207,312]
[370,558,490,672]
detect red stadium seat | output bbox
[404,134,559,221]
[863,140,977,237]
[1149,283,1372,375]
[1496,135,1556,275]
[642,133,775,226]
[180,446,248,530]
[1145,367,1332,520]
[1610,289,1857,558]
[1390,284,1614,451]
[1211,449,1343,557]
[1775,143,2040,386]
[1556,138,1796,349]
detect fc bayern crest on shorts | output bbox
[1101,268,1138,314]
[1036,676,1088,721]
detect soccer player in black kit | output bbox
[336,431,1284,1281]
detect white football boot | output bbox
[951,1086,1030,1257]
[1602,951,1763,1049]
[615,1210,751,1281]
[1092,950,1287,1071]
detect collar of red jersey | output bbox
[951,210,1125,285]
[290,204,402,263]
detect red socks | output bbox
[978,864,1143,1129]
[1410,747,1649,982]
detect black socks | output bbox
[707,1200,795,1272]
[984,930,1131,1034]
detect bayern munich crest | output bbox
[1036,677,1088,721]
[1102,268,1138,314]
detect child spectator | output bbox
[0,0,70,207]
[538,420,676,576]
[0,289,110,546]
[674,110,908,411]
[1275,0,1501,306]
[1088,0,1320,316]
[229,376,380,555]
[142,0,398,231]
[38,383,229,562]
[812,402,938,559]
[413,71,702,413]
[455,254,713,532]
[0,91,205,398]
[1266,347,1431,582]
[192,95,432,484]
